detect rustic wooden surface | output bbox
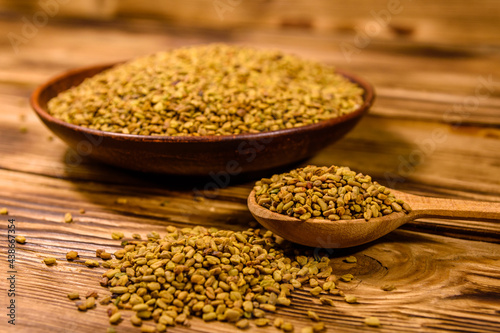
[1,3,500,333]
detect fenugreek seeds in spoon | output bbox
[47,44,364,136]
[253,165,411,221]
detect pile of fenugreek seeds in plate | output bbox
[65,226,364,332]
[47,44,364,136]
[254,165,411,221]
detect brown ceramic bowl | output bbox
[30,63,375,175]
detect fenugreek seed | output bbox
[64,212,73,223]
[225,309,242,322]
[0,207,8,215]
[381,284,396,291]
[312,322,326,332]
[76,301,87,311]
[282,322,294,332]
[140,325,156,333]
[110,286,128,294]
[100,252,112,260]
[85,260,99,267]
[276,297,291,306]
[111,232,124,240]
[340,273,354,282]
[132,233,142,239]
[66,251,78,260]
[85,297,96,309]
[365,316,381,327]
[345,295,358,304]
[15,236,26,244]
[319,297,335,306]
[302,327,314,333]
[344,256,357,263]
[107,327,116,333]
[137,310,152,319]
[100,295,111,305]
[255,318,270,327]
[132,303,149,312]
[307,310,320,321]
[67,292,80,300]
[260,304,276,312]
[156,323,167,332]
[274,317,284,328]
[310,287,323,296]
[43,257,56,265]
[236,318,250,329]
[203,312,217,321]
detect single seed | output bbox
[312,322,326,332]
[307,310,320,321]
[365,316,381,327]
[85,297,96,309]
[111,232,124,240]
[282,322,294,332]
[381,284,396,291]
[109,312,121,324]
[67,292,80,300]
[64,213,73,223]
[319,297,334,306]
[255,318,270,327]
[236,318,250,329]
[43,257,56,265]
[66,251,78,260]
[344,256,357,263]
[0,207,8,215]
[345,295,358,304]
[15,236,26,244]
[140,325,156,333]
[85,260,99,267]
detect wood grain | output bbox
[0,10,499,333]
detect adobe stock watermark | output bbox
[65,133,104,168]
[384,74,498,188]
[213,0,243,21]
[7,0,70,55]
[193,136,273,199]
[340,0,413,63]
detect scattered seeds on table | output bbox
[15,235,26,244]
[67,225,360,331]
[64,212,73,223]
[43,257,56,265]
[365,316,381,327]
[254,165,411,222]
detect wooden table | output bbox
[1,11,500,333]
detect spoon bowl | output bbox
[30,63,374,175]
[248,188,500,248]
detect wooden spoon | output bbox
[247,189,500,248]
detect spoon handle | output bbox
[409,195,500,221]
